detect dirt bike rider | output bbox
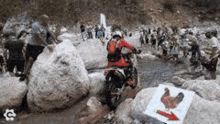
[106,30,138,88]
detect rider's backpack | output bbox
[108,39,121,54]
[107,39,122,62]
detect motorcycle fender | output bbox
[114,68,126,77]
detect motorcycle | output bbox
[104,50,141,110]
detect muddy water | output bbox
[138,57,188,88]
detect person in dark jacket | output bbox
[3,31,26,75]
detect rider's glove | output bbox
[127,78,133,85]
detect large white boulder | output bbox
[2,12,31,37]
[130,88,220,124]
[115,98,133,124]
[76,39,108,70]
[130,88,164,123]
[88,71,105,96]
[86,96,103,114]
[57,33,81,46]
[0,73,27,112]
[182,80,220,101]
[27,40,90,112]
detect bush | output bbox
[162,0,176,13]
[0,0,23,22]
[112,24,122,32]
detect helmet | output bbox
[113,31,122,39]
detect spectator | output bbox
[19,14,57,82]
[3,31,26,76]
[204,31,219,79]
[101,24,105,38]
[80,24,86,41]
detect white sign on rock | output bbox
[144,84,195,124]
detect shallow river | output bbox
[138,57,189,88]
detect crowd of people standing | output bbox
[139,26,219,80]
[80,23,106,41]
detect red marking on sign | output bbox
[156,110,179,121]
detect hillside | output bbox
[1,0,220,29]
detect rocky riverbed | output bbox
[0,14,220,124]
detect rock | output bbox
[182,80,220,101]
[27,40,90,112]
[88,72,105,96]
[131,88,220,124]
[80,101,110,124]
[57,33,81,46]
[87,97,103,114]
[170,76,186,86]
[162,82,175,86]
[131,112,164,124]
[174,70,188,75]
[196,75,220,81]
[60,27,67,33]
[2,12,31,37]
[149,8,154,12]
[102,111,116,123]
[121,87,138,101]
[133,119,142,124]
[58,32,116,70]
[130,88,164,124]
[115,98,133,124]
[131,88,155,115]
[76,39,107,70]
[138,53,159,60]
[0,73,27,112]
[184,95,220,124]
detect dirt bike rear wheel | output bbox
[105,82,121,110]
[105,71,124,110]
